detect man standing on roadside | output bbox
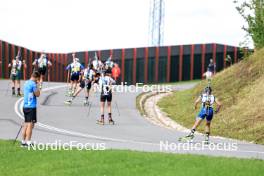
[207,59,216,76]
[21,71,41,147]
[112,63,121,84]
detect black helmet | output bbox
[204,86,212,94]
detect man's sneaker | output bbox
[64,100,73,105]
[20,142,27,148]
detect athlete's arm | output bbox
[65,64,71,70]
[215,98,221,113]
[32,59,37,66]
[194,96,201,110]
[33,82,40,97]
[110,77,116,85]
[23,60,27,69]
[48,60,52,67]
[81,65,85,70]
[79,71,84,82]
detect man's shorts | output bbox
[38,67,47,76]
[80,80,92,90]
[100,94,112,102]
[197,107,214,122]
[71,73,80,81]
[23,108,37,123]
[10,72,21,81]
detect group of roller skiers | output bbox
[8,52,51,96]
[64,53,118,125]
[8,51,221,145]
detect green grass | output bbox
[136,92,148,115]
[0,140,263,176]
[158,49,264,144]
[136,80,200,116]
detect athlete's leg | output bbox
[25,122,33,142]
[107,101,112,117]
[204,121,211,143]
[73,81,78,94]
[185,117,204,138]
[191,118,204,130]
[84,88,90,104]
[107,101,114,124]
[21,123,28,142]
[11,79,15,95]
[74,87,83,97]
[71,86,82,100]
[205,121,211,134]
[100,101,105,117]
[107,101,111,114]
[98,101,105,124]
[38,74,43,89]
[65,86,83,105]
[69,80,73,94]
[204,108,213,142]
[16,80,21,96]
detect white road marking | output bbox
[14,84,264,157]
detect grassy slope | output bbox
[0,140,263,176]
[158,49,264,144]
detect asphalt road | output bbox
[0,80,264,159]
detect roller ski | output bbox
[83,99,89,106]
[17,93,23,97]
[108,118,115,125]
[96,119,105,125]
[66,88,74,97]
[68,91,74,97]
[12,91,23,97]
[203,134,210,145]
[64,99,73,105]
[178,133,194,142]
[11,88,16,97]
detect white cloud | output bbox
[0,0,252,52]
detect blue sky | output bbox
[0,0,251,52]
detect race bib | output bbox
[11,68,17,75]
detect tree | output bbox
[234,0,264,49]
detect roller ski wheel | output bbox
[108,119,115,125]
[64,100,73,105]
[96,119,104,125]
[203,140,210,145]
[203,135,210,145]
[83,101,89,106]
[178,134,194,142]
[66,91,73,97]
[17,94,23,97]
